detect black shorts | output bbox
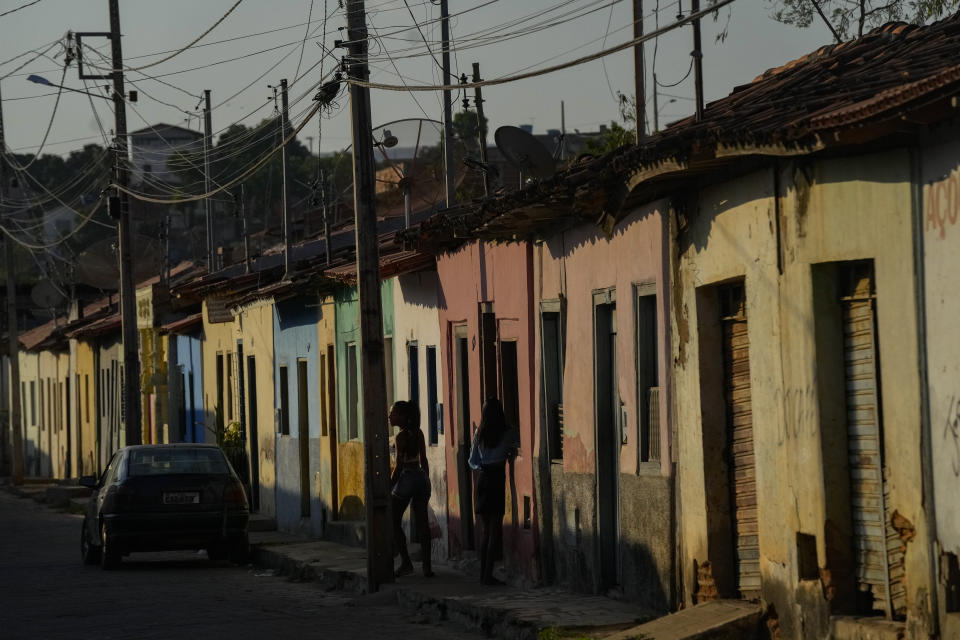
[475,463,505,517]
[392,467,431,502]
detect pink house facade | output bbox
[436,240,539,581]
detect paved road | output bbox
[0,490,479,640]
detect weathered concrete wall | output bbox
[919,131,960,636]
[314,294,337,532]
[201,301,236,445]
[536,202,671,474]
[436,241,537,578]
[18,351,39,476]
[393,270,447,560]
[97,336,123,468]
[542,469,671,606]
[235,301,276,519]
[273,298,320,535]
[921,133,960,557]
[533,201,673,601]
[76,340,97,476]
[674,155,933,639]
[333,281,394,522]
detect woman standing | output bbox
[390,400,434,577]
[469,398,516,586]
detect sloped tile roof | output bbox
[408,13,960,250]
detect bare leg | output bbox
[479,513,491,583]
[412,497,433,576]
[392,494,413,574]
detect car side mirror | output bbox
[78,475,98,488]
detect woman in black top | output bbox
[469,398,515,585]
[390,400,434,577]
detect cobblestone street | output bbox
[0,491,479,640]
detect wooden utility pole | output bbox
[0,79,23,484]
[633,0,646,141]
[345,0,394,592]
[108,0,142,445]
[471,63,489,197]
[280,78,292,278]
[203,89,215,271]
[440,0,456,207]
[691,0,704,121]
[321,169,331,265]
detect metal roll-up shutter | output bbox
[721,284,760,599]
[842,265,905,618]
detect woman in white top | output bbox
[469,398,516,585]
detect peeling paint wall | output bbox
[97,336,123,469]
[18,351,39,476]
[201,301,236,446]
[76,340,96,477]
[436,241,538,580]
[235,302,276,519]
[333,281,394,522]
[921,132,960,559]
[533,201,673,604]
[273,297,320,535]
[673,154,933,638]
[315,294,337,531]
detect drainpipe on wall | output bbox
[910,145,940,636]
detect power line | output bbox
[5,62,69,169]
[0,39,61,80]
[402,0,444,74]
[126,0,245,72]
[114,87,327,204]
[294,0,316,81]
[0,0,44,19]
[351,0,736,92]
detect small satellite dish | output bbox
[494,126,555,181]
[31,280,65,309]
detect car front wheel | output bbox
[81,519,101,565]
[99,521,120,570]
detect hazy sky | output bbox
[0,0,833,160]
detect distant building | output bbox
[129,123,204,186]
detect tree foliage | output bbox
[584,92,637,156]
[768,0,960,41]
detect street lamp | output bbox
[26,74,136,102]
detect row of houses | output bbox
[5,15,960,640]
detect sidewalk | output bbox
[249,529,658,640]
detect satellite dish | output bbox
[494,126,555,181]
[31,280,66,309]
[372,118,449,227]
[331,118,468,228]
[74,235,163,289]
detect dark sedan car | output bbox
[79,444,250,569]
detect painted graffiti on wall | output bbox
[926,171,960,239]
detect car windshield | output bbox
[127,448,229,476]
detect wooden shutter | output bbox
[842,266,905,618]
[721,284,760,599]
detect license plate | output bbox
[162,491,199,505]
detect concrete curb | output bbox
[248,538,654,640]
[251,543,370,595]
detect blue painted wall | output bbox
[273,297,320,534]
[175,332,205,443]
